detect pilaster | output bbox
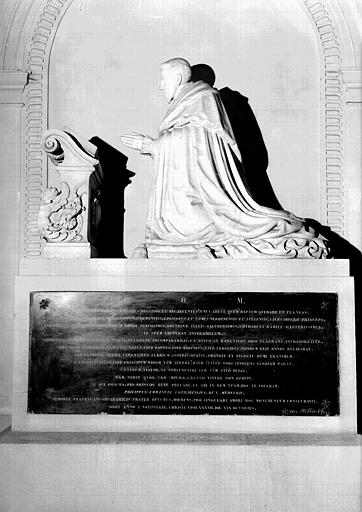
[0,70,27,414]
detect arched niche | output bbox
[13,0,359,258]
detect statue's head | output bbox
[160,58,192,102]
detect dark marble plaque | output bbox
[28,291,339,416]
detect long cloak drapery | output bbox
[141,81,328,259]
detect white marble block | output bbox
[12,260,356,434]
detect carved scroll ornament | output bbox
[40,129,98,257]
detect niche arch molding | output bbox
[10,0,357,258]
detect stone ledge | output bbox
[1,428,360,446]
[19,258,350,277]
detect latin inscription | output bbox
[28,292,339,415]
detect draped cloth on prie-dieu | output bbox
[135,81,329,259]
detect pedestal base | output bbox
[12,259,356,433]
[43,243,91,258]
[1,425,361,512]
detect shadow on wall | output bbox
[88,137,135,258]
[191,63,282,210]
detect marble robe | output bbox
[140,81,329,259]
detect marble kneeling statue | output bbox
[120,58,330,259]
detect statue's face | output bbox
[159,67,180,102]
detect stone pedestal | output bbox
[39,130,99,258]
[6,258,360,511]
[12,259,356,434]
[1,421,361,512]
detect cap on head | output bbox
[161,58,192,84]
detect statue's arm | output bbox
[140,136,157,157]
[120,132,157,158]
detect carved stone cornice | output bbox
[304,0,345,234]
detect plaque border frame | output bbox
[12,274,357,433]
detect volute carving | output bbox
[40,129,98,257]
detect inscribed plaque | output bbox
[28,291,338,416]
